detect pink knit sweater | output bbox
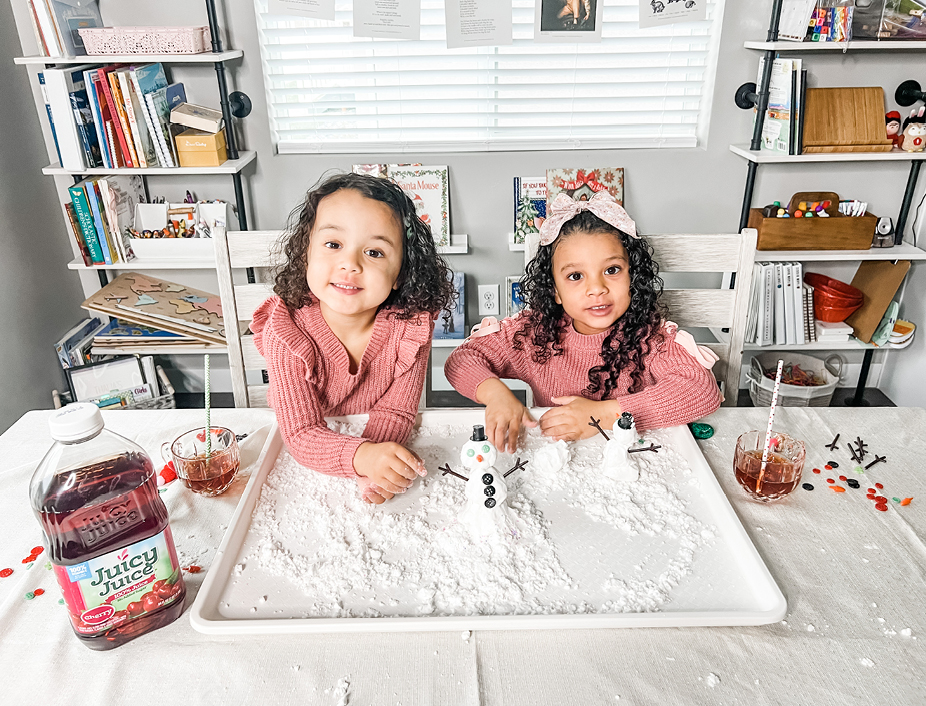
[252,296,433,478]
[444,313,722,430]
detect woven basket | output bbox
[746,353,843,408]
[53,366,176,410]
[78,26,211,55]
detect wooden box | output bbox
[748,191,877,251]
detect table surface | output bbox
[1,407,924,705]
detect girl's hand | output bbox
[354,442,426,498]
[540,397,622,442]
[477,378,538,453]
[356,476,394,505]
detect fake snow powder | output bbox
[333,676,350,706]
[705,673,721,688]
[245,422,710,619]
[859,658,875,667]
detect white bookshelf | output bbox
[14,50,244,65]
[67,257,215,271]
[42,151,256,176]
[91,344,227,357]
[744,340,876,352]
[755,243,926,262]
[743,40,926,52]
[730,144,926,164]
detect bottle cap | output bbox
[49,403,104,442]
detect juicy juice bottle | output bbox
[30,403,186,650]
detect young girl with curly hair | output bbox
[252,173,455,503]
[445,191,722,453]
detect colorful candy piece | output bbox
[0,568,13,578]
[875,483,884,490]
[901,498,913,506]
[33,588,44,597]
[830,486,845,493]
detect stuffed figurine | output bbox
[886,111,903,149]
[901,107,926,154]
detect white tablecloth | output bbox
[1,407,924,705]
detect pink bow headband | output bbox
[538,191,638,246]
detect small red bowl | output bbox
[815,301,863,323]
[804,272,864,302]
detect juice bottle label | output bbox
[52,526,183,636]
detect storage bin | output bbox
[129,201,234,260]
[78,26,212,55]
[53,366,175,410]
[746,353,843,408]
[748,208,878,251]
[175,128,227,168]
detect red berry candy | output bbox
[867,488,876,493]
[876,505,888,512]
[813,468,821,474]
[827,478,836,484]
[184,565,202,574]
[21,557,34,564]
[31,546,44,555]
[33,588,44,597]
[0,568,13,578]
[875,483,884,490]
[824,464,833,470]
[839,475,847,482]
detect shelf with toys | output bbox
[731,1,926,407]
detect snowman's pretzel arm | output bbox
[588,416,610,441]
[439,463,468,481]
[504,457,529,478]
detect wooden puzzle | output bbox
[82,273,226,346]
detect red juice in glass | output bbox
[30,404,186,650]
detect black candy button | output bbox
[802,483,814,491]
[827,461,839,468]
[846,478,860,489]
[484,485,495,497]
[482,473,493,485]
[484,498,496,508]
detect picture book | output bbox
[166,83,187,111]
[84,179,114,265]
[434,271,465,340]
[513,176,547,246]
[131,64,171,167]
[83,68,111,167]
[43,64,100,170]
[756,57,797,155]
[117,70,155,168]
[47,0,103,56]
[30,0,62,57]
[546,168,624,205]
[106,69,139,167]
[99,66,134,167]
[68,179,104,264]
[98,176,144,262]
[64,202,92,266]
[83,273,226,346]
[381,165,450,247]
[54,317,105,369]
[37,72,63,165]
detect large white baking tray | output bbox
[191,410,786,633]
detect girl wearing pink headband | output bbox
[445,192,722,452]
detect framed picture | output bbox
[506,276,526,318]
[434,271,465,339]
[66,355,145,403]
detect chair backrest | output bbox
[214,228,284,408]
[215,227,756,408]
[648,229,757,405]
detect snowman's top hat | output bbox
[471,425,487,442]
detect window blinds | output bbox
[254,0,723,154]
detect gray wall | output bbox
[8,0,926,407]
[0,0,86,432]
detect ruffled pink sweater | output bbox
[444,313,722,430]
[252,296,433,478]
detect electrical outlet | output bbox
[478,284,499,316]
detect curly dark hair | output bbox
[273,172,456,319]
[514,210,667,398]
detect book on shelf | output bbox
[513,176,546,246]
[133,64,175,168]
[777,0,817,42]
[803,283,816,343]
[37,72,62,166]
[748,262,812,347]
[546,167,624,205]
[67,175,144,266]
[98,66,134,167]
[42,64,100,170]
[117,70,151,168]
[165,83,187,111]
[106,68,139,167]
[98,175,143,262]
[64,202,92,266]
[29,0,62,57]
[755,58,801,155]
[83,67,111,168]
[84,179,115,265]
[68,179,104,263]
[27,1,50,56]
[45,0,103,56]
[434,271,465,340]
[54,317,105,369]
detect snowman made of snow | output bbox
[440,425,528,536]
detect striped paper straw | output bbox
[756,359,784,492]
[204,354,211,458]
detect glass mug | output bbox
[161,427,240,497]
[733,430,806,502]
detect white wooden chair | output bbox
[215,227,757,409]
[214,227,282,408]
[649,229,757,406]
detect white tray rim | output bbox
[190,411,787,634]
